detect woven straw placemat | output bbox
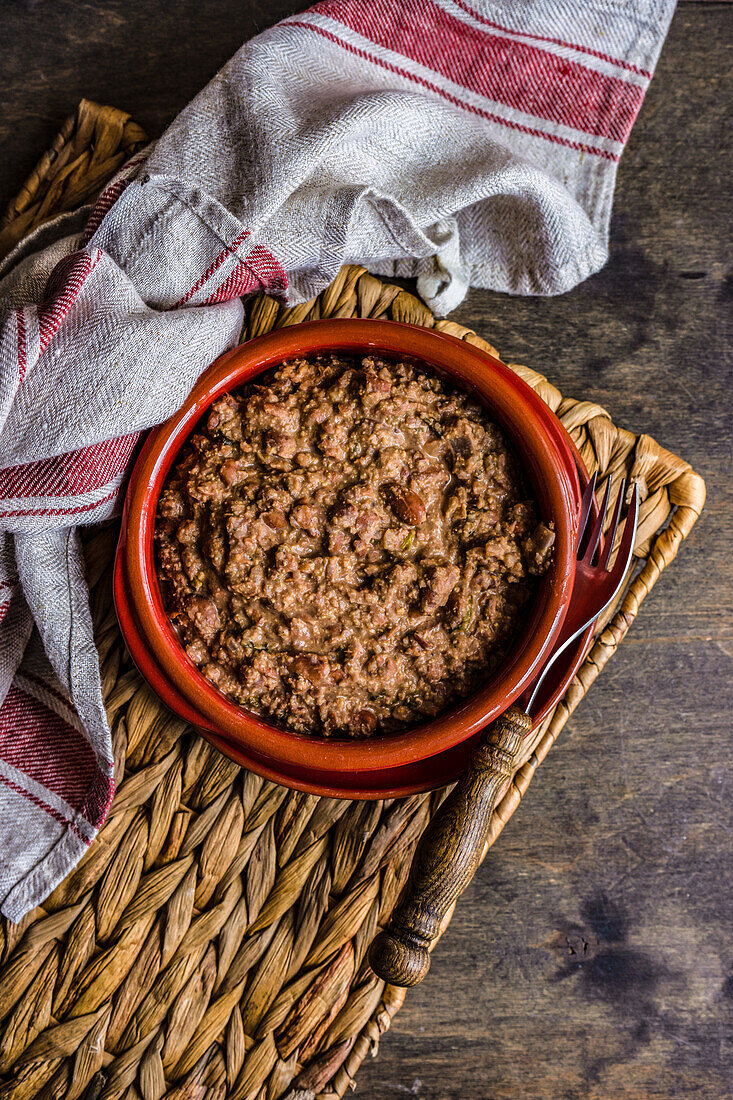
[0,102,705,1100]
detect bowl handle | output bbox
[368,706,532,987]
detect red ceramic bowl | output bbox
[114,429,589,798]
[115,319,578,790]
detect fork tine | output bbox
[582,476,612,563]
[608,483,639,583]
[526,483,638,717]
[576,471,597,551]
[599,478,626,570]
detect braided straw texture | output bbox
[0,109,705,1100]
[0,100,147,264]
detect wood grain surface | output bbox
[1,2,731,1097]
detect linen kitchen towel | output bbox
[0,0,676,918]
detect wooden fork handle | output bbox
[369,705,532,987]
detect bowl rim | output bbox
[119,318,578,773]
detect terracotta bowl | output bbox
[115,319,579,792]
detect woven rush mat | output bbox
[0,102,706,1100]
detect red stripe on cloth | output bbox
[0,432,140,503]
[82,178,133,244]
[16,310,27,384]
[0,773,86,842]
[20,669,80,721]
[450,0,653,79]
[290,21,618,161]
[0,486,120,520]
[202,244,289,305]
[0,583,16,627]
[82,149,149,244]
[37,249,103,356]
[203,264,260,305]
[310,0,643,144]
[242,245,289,296]
[172,228,252,308]
[0,685,112,828]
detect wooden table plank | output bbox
[1,2,731,1097]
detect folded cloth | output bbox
[0,0,675,919]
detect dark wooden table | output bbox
[2,2,731,1096]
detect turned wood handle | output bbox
[369,705,532,987]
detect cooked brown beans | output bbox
[155,354,554,737]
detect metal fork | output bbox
[523,473,639,713]
[370,476,640,988]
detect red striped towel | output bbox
[0,0,675,919]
